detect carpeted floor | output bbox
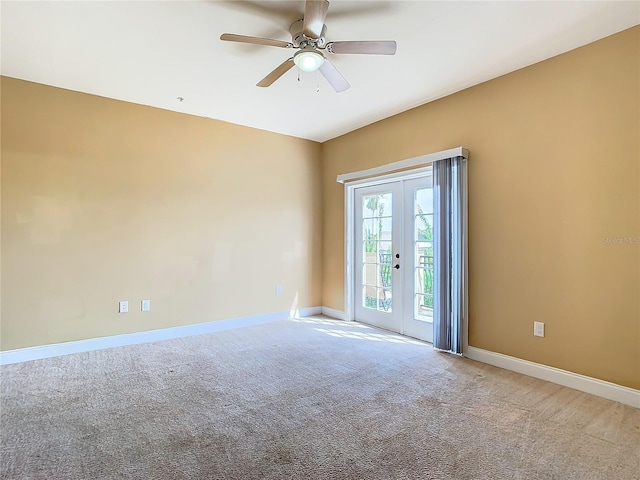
[1,316,638,479]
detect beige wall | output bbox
[1,77,322,350]
[322,27,640,389]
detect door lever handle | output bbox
[393,264,400,270]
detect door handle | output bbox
[393,264,400,270]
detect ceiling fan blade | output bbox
[326,41,397,55]
[220,33,293,49]
[318,59,350,93]
[257,58,295,87]
[303,0,330,39]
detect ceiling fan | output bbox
[220,0,397,93]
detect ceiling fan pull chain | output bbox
[316,70,320,93]
[298,68,301,83]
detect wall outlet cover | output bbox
[141,299,150,312]
[119,301,129,313]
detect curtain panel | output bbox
[433,156,468,354]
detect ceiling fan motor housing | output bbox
[289,19,327,48]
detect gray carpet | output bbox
[1,316,638,479]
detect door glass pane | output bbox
[362,192,392,218]
[375,217,392,240]
[414,188,434,321]
[362,262,379,288]
[362,218,374,238]
[378,240,392,252]
[415,294,434,321]
[363,286,377,309]
[361,192,393,313]
[415,188,433,214]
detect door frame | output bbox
[337,146,469,351]
[343,166,432,323]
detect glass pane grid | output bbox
[413,187,434,322]
[361,192,393,313]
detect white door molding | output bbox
[340,147,469,325]
[343,170,434,326]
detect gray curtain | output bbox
[433,156,467,354]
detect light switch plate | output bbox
[141,299,150,312]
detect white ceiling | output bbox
[2,1,638,142]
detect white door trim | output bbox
[343,169,433,325]
[341,147,469,328]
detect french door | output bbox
[354,175,434,342]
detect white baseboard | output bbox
[321,306,346,320]
[292,306,322,318]
[0,306,322,366]
[465,346,640,408]
[6,311,635,408]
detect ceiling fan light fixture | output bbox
[293,49,324,73]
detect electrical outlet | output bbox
[119,301,129,313]
[141,299,150,312]
[275,285,283,296]
[534,321,545,337]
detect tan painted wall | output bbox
[321,27,640,389]
[1,77,322,350]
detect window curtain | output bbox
[433,156,468,354]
